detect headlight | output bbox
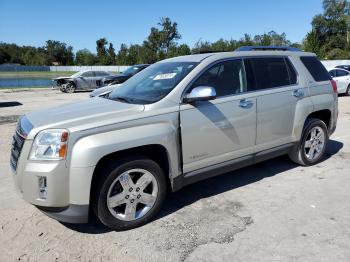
[29,129,69,160]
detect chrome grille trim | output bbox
[10,117,33,172]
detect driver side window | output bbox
[82,71,94,77]
[191,59,247,97]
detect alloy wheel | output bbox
[106,169,158,221]
[304,126,325,161]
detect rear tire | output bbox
[92,156,167,230]
[288,118,328,166]
[346,85,350,96]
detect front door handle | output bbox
[239,99,254,108]
[292,89,304,98]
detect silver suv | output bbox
[11,47,338,230]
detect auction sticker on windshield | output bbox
[153,73,176,80]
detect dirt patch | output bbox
[0,115,21,125]
[152,198,253,261]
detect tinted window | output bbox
[336,69,349,77]
[329,70,336,78]
[96,71,109,76]
[191,59,247,97]
[81,71,94,77]
[300,56,331,82]
[244,57,296,91]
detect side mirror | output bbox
[183,86,216,103]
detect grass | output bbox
[0,71,77,78]
[0,71,120,78]
[0,86,51,92]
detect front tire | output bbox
[93,156,167,230]
[65,83,76,93]
[289,118,328,166]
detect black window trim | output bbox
[181,57,246,102]
[181,55,300,103]
[244,56,299,92]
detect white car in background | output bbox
[328,68,350,95]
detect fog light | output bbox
[38,176,47,199]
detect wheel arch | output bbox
[89,144,171,205]
[306,109,331,129]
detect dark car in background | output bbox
[53,71,112,93]
[335,65,350,71]
[101,64,149,86]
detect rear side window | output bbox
[94,71,109,76]
[244,57,297,91]
[336,69,349,77]
[82,71,94,77]
[300,56,331,82]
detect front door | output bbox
[180,59,256,173]
[78,71,95,90]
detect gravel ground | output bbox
[0,89,350,262]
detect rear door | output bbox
[180,59,256,173]
[93,71,108,88]
[334,69,350,93]
[244,57,304,152]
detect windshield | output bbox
[71,71,82,78]
[108,62,198,104]
[122,66,141,75]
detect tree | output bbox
[116,43,128,65]
[96,38,110,64]
[143,17,182,61]
[304,0,349,59]
[75,49,96,65]
[45,40,74,65]
[168,44,191,58]
[108,43,116,65]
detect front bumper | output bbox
[12,139,94,224]
[37,204,89,223]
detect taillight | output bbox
[331,80,338,93]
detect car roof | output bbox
[329,68,350,72]
[161,50,316,63]
[132,64,150,67]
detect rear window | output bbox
[300,56,331,82]
[244,57,297,91]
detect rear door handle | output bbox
[239,99,254,108]
[292,89,304,98]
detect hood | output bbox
[53,76,74,81]
[25,98,145,133]
[104,73,128,80]
[90,84,121,97]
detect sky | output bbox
[0,0,324,53]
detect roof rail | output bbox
[196,50,227,54]
[235,46,301,52]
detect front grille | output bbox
[10,118,32,171]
